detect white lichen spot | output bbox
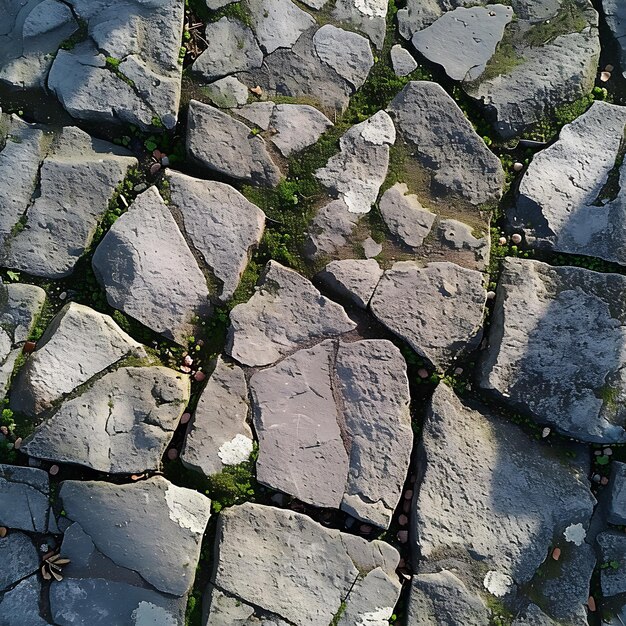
[132,601,177,626]
[356,606,393,625]
[564,523,586,546]
[218,434,254,466]
[164,484,206,535]
[483,570,514,597]
[353,0,386,18]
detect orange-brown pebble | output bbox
[552,547,561,561]
[587,596,596,612]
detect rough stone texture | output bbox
[511,101,626,264]
[609,461,626,525]
[437,218,490,270]
[92,186,211,345]
[23,366,189,474]
[59,476,211,597]
[304,199,360,260]
[0,465,49,533]
[371,261,486,371]
[0,125,136,279]
[0,533,40,592]
[268,104,333,157]
[317,259,383,308]
[604,1,626,78]
[479,258,626,443]
[388,81,504,205]
[11,302,145,417]
[413,385,596,614]
[391,44,417,77]
[181,357,253,477]
[226,261,356,367]
[407,571,490,626]
[0,576,51,626]
[166,170,265,301]
[332,0,388,49]
[315,111,395,214]
[597,531,626,597]
[192,17,263,81]
[0,282,46,345]
[203,76,249,108]
[512,604,561,626]
[187,100,281,186]
[209,502,401,626]
[379,182,436,247]
[47,0,185,129]
[362,236,382,258]
[236,101,275,130]
[250,339,412,528]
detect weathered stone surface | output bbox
[1,125,136,279]
[11,302,144,417]
[24,366,189,473]
[210,502,401,625]
[226,261,356,367]
[337,567,399,625]
[203,76,249,108]
[236,101,275,130]
[0,533,39,592]
[511,101,626,264]
[181,357,253,477]
[391,44,417,77]
[412,5,513,81]
[362,236,382,258]
[332,0,387,49]
[187,100,281,186]
[47,0,185,129]
[59,476,211,597]
[389,81,504,205]
[371,261,485,371]
[379,182,436,247]
[479,258,626,443]
[268,104,333,157]
[304,199,359,260]
[437,218,490,269]
[315,111,395,214]
[597,531,626,597]
[317,259,383,308]
[609,461,626,525]
[92,186,211,345]
[512,604,561,626]
[0,576,50,626]
[192,17,263,81]
[203,586,293,625]
[0,282,46,345]
[413,385,595,612]
[407,571,490,626]
[166,170,265,301]
[0,465,49,532]
[397,0,478,40]
[604,1,626,78]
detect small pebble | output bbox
[498,236,507,246]
[193,370,206,382]
[161,156,170,167]
[59,291,67,300]
[594,450,602,456]
[606,64,615,72]
[167,448,178,461]
[542,427,551,438]
[134,183,147,193]
[0,426,7,436]
[587,596,596,612]
[360,524,372,534]
[153,149,163,160]
[603,448,613,456]
[417,368,429,379]
[486,290,496,300]
[513,162,524,172]
[150,162,161,175]
[23,341,36,354]
[600,71,611,82]
[180,365,191,374]
[183,355,193,366]
[552,547,561,561]
[404,489,413,500]
[49,465,59,476]
[180,412,191,424]
[592,474,601,483]
[0,527,7,538]
[511,233,522,245]
[397,530,408,544]
[250,85,262,96]
[398,514,408,526]
[454,367,463,376]
[601,476,609,486]
[13,437,22,450]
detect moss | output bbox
[523,0,588,48]
[478,38,523,83]
[208,1,253,27]
[59,18,88,51]
[329,601,347,626]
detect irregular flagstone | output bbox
[2,126,136,278]
[0,465,49,533]
[597,531,626,597]
[332,0,388,49]
[58,476,211,597]
[511,101,626,264]
[315,111,395,214]
[0,576,51,626]
[603,1,626,78]
[0,282,46,345]
[92,186,211,345]
[0,533,40,592]
[412,5,513,81]
[370,261,486,371]
[11,302,145,417]
[268,104,333,157]
[226,261,356,367]
[609,461,626,525]
[204,586,292,625]
[414,385,595,617]
[437,218,490,270]
[317,259,383,308]
[479,258,626,443]
[209,502,401,626]
[181,357,253,477]
[391,44,418,77]
[23,366,189,474]
[166,170,265,301]
[388,81,504,206]
[203,76,249,108]
[512,604,561,626]
[304,199,360,260]
[186,100,281,186]
[47,0,185,129]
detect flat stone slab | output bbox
[208,502,401,625]
[23,366,189,474]
[511,101,626,265]
[250,339,412,528]
[479,258,626,443]
[0,465,50,533]
[181,357,253,477]
[304,199,360,260]
[0,576,51,626]
[92,186,211,345]
[0,533,40,592]
[332,0,388,49]
[203,76,249,108]
[166,170,265,301]
[268,104,333,157]
[391,44,417,77]
[603,1,626,78]
[317,259,383,308]
[388,81,504,206]
[597,531,626,597]
[437,218,490,270]
[11,302,145,417]
[226,261,356,367]
[370,261,486,371]
[609,461,626,525]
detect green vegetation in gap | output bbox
[478,38,522,83]
[207,1,252,27]
[523,0,588,48]
[329,601,347,626]
[185,590,202,626]
[483,594,514,626]
[104,56,135,87]
[59,18,88,51]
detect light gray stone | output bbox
[332,0,388,49]
[512,604,560,626]
[379,182,436,247]
[181,357,253,477]
[269,104,333,157]
[206,0,237,9]
[609,461,626,525]
[11,302,145,417]
[362,236,382,258]
[597,531,626,597]
[203,76,249,108]
[389,81,504,206]
[371,261,486,371]
[511,101,626,264]
[187,100,281,186]
[479,258,626,443]
[304,199,360,260]
[603,1,626,78]
[236,102,275,130]
[0,282,46,344]
[0,576,51,626]
[317,259,383,308]
[92,186,211,345]
[193,18,263,81]
[0,465,49,533]
[391,44,417,77]
[315,111,395,214]
[0,533,40,592]
[226,261,356,367]
[437,218,490,269]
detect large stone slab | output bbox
[479,258,626,443]
[332,0,388,49]
[226,261,356,367]
[603,1,626,78]
[0,533,40,592]
[208,502,401,625]
[0,465,50,533]
[317,259,383,308]
[609,461,626,525]
[511,101,626,264]
[92,186,211,345]
[268,104,333,157]
[304,199,360,260]
[370,261,486,371]
[0,576,51,626]
[597,531,626,597]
